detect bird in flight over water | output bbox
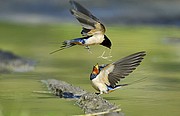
[50,0,112,59]
[90,51,146,94]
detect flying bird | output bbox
[90,51,146,94]
[50,0,112,55]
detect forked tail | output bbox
[50,40,76,54]
[114,77,148,89]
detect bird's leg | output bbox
[85,46,92,54]
[97,49,112,61]
[95,91,103,95]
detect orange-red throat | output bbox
[92,64,99,75]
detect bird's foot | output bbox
[97,51,112,61]
[85,46,92,54]
[95,92,100,95]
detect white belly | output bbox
[91,76,108,93]
[85,34,104,45]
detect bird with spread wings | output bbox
[50,0,112,59]
[90,51,146,94]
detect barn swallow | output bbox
[90,51,146,94]
[50,0,112,54]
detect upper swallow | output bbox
[50,0,112,54]
[90,51,146,94]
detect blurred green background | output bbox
[0,0,180,116]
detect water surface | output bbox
[0,22,180,116]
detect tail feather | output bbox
[115,77,148,88]
[62,40,76,48]
[111,84,128,90]
[50,40,76,54]
[107,85,123,93]
[107,77,148,93]
[124,77,148,86]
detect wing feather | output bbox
[69,0,99,22]
[69,0,105,35]
[70,9,96,29]
[108,51,146,87]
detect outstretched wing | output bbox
[69,0,106,36]
[108,51,146,87]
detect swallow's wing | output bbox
[108,51,146,87]
[98,51,146,87]
[69,0,105,36]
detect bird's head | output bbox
[90,63,99,80]
[92,63,99,75]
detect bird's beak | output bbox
[95,63,99,69]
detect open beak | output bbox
[93,63,99,74]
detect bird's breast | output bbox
[91,81,99,91]
[85,34,104,45]
[91,75,108,92]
